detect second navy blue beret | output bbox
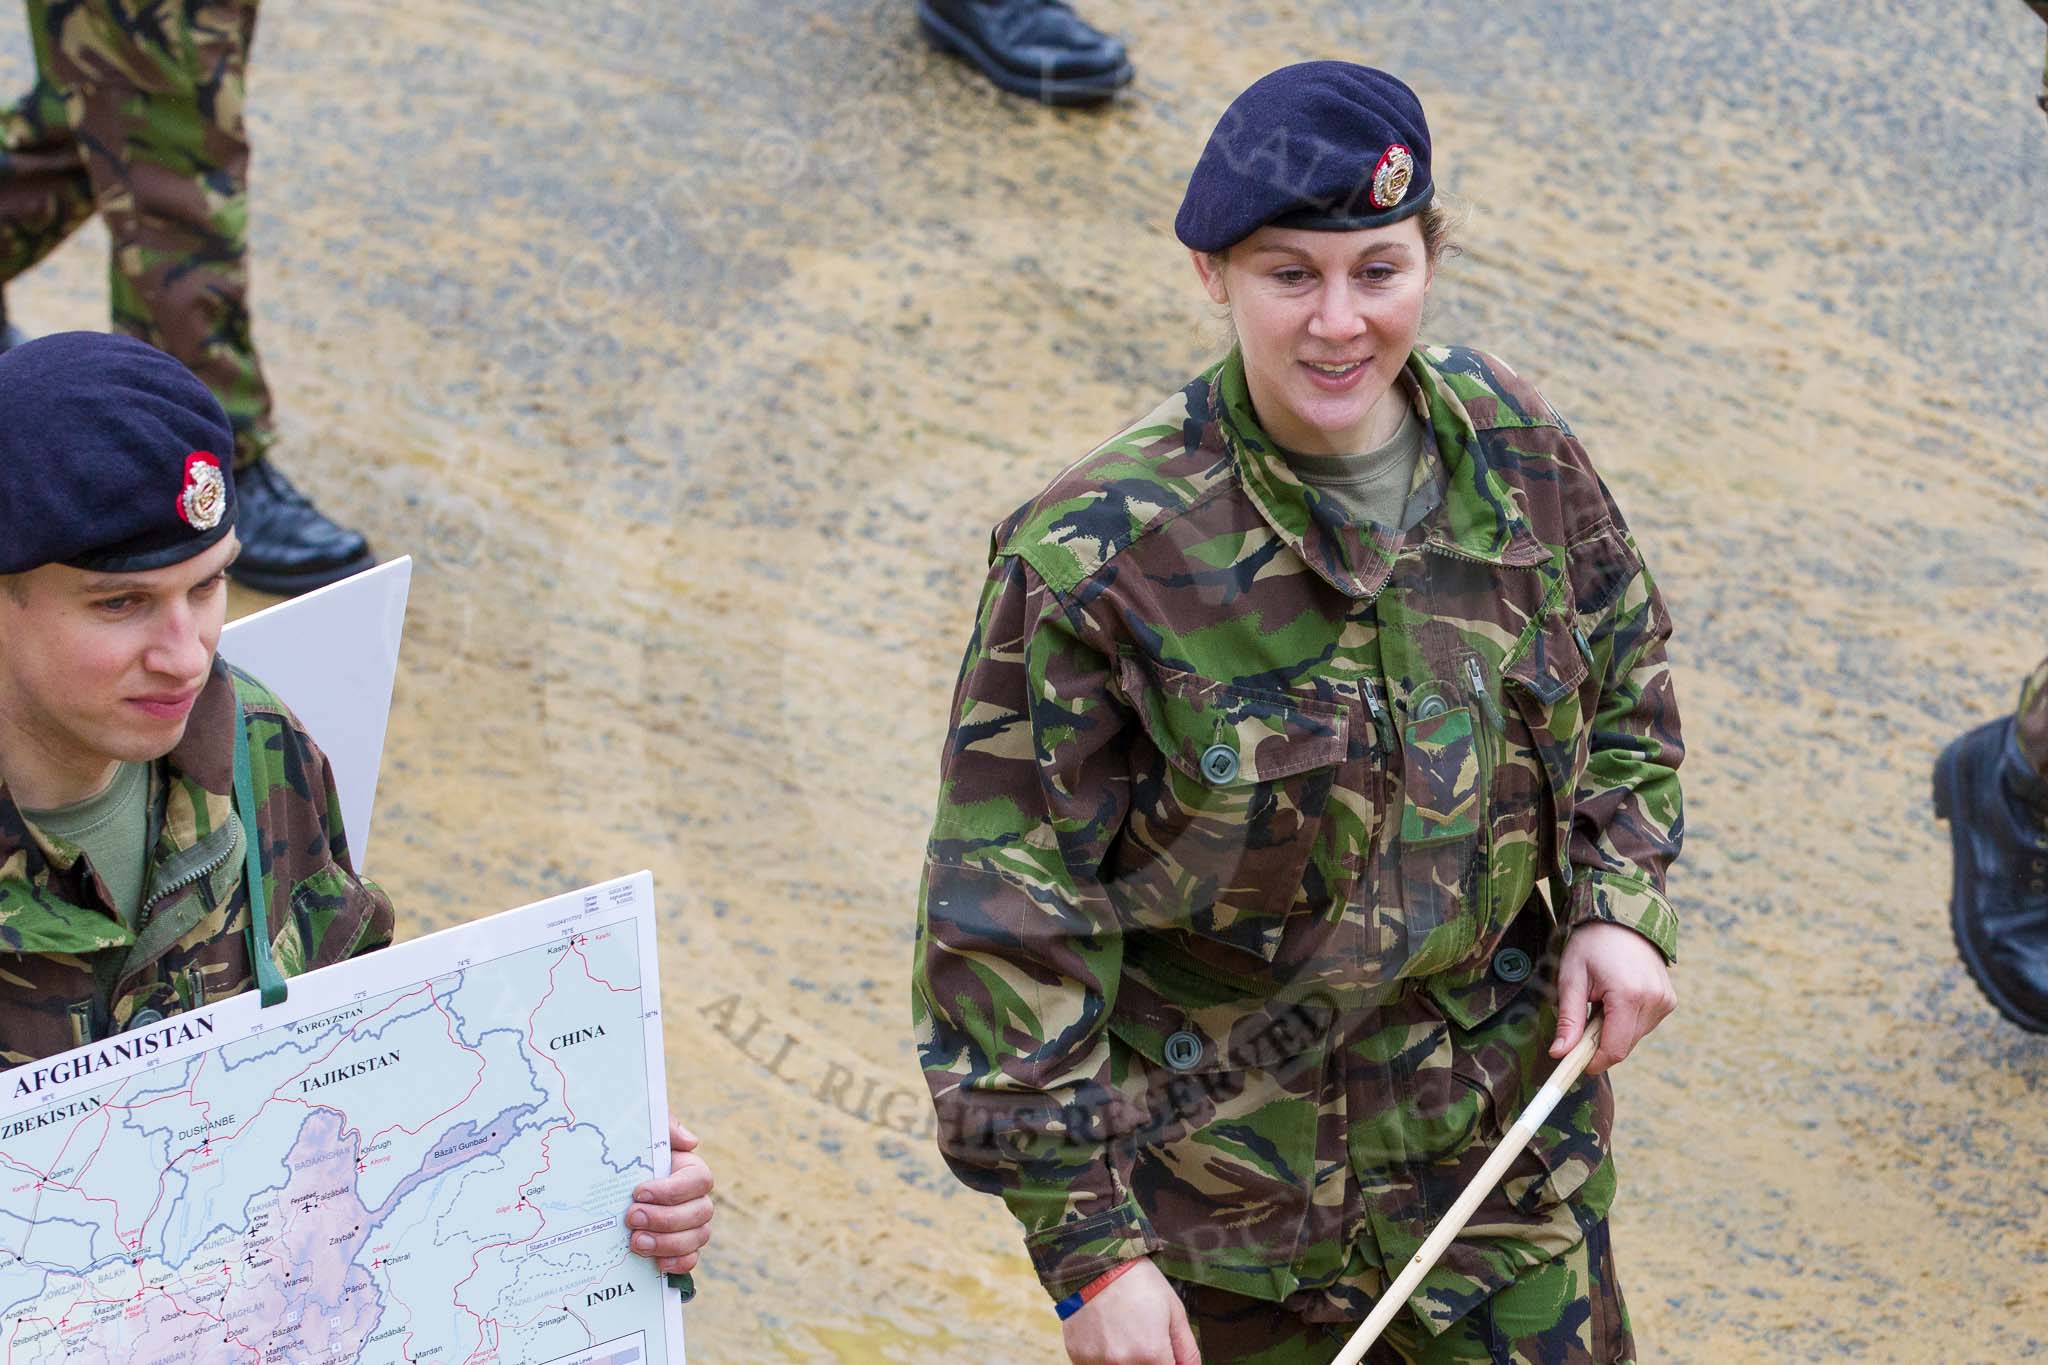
[0,332,238,576]
[1175,62,1434,253]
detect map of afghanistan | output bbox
[0,875,685,1365]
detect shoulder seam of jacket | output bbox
[1005,471,1239,599]
[224,663,290,718]
[993,382,1235,595]
[1428,344,1572,436]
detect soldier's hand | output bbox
[1062,1256,1201,1365]
[1550,922,1676,1076]
[623,1120,714,1275]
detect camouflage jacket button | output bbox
[1492,947,1534,984]
[1162,1029,1205,1071]
[1199,744,1240,784]
[126,1008,166,1030]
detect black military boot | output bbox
[917,0,1133,106]
[1933,716,2048,1033]
[226,458,376,597]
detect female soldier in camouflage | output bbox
[914,64,1683,1364]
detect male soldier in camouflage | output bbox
[914,65,1681,1363]
[0,333,716,1279]
[1934,658,2048,1033]
[0,0,375,597]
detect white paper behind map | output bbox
[218,557,410,871]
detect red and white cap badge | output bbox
[1370,144,1415,210]
[178,451,227,531]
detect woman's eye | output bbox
[1360,265,1397,284]
[1274,268,1311,286]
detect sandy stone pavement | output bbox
[4,1,2045,1359]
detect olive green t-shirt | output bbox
[22,760,152,928]
[1283,401,1429,530]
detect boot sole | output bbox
[1933,734,2048,1034]
[915,1,1133,106]
[227,550,378,598]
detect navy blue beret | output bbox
[0,332,237,575]
[1175,62,1433,253]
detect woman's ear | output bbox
[1190,248,1230,307]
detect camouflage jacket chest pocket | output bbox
[1107,653,1349,963]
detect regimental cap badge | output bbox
[178,451,227,531]
[1370,143,1415,210]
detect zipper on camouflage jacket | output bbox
[88,814,243,1037]
[134,812,240,932]
[1361,677,1395,757]
[1462,656,1506,733]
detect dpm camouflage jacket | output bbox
[0,658,394,1068]
[913,345,1684,1334]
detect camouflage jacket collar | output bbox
[1211,347,1552,599]
[0,659,240,953]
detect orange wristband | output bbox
[1054,1257,1144,1320]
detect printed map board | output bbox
[0,873,685,1364]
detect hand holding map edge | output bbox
[629,1119,715,1279]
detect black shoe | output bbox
[917,0,1133,106]
[226,458,376,597]
[1933,716,2048,1033]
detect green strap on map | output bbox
[231,697,288,1008]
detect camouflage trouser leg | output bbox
[25,0,275,468]
[1178,1213,1635,1365]
[0,15,98,293]
[2016,655,2048,780]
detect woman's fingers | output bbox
[1549,949,1591,1059]
[1585,993,1638,1076]
[1168,1295,1204,1365]
[1550,922,1676,1073]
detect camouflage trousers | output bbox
[0,0,273,467]
[2017,655,2048,780]
[1176,1208,1634,1365]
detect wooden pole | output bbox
[1331,1016,1605,1365]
